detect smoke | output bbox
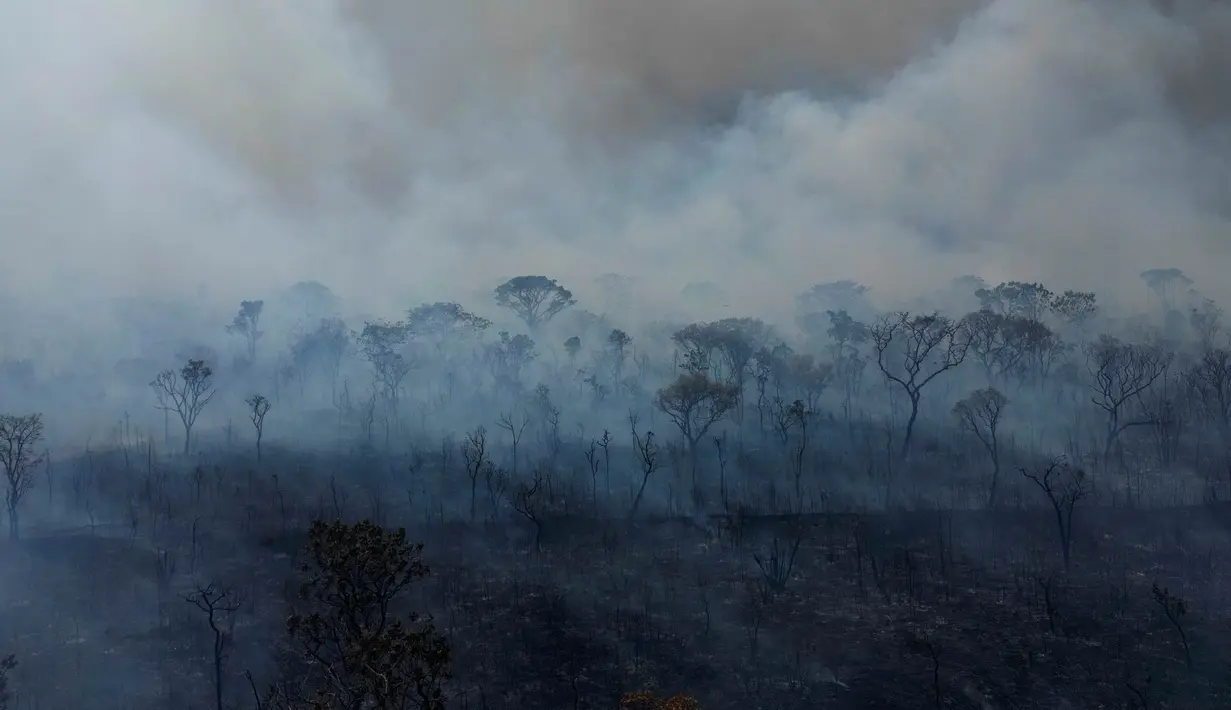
[2,0,1230,336]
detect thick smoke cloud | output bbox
[1,0,1230,331]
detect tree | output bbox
[151,359,216,455]
[871,313,970,457]
[485,331,537,390]
[827,309,869,422]
[952,388,1008,508]
[185,581,244,710]
[1189,297,1223,350]
[268,520,450,709]
[1150,583,1192,668]
[226,300,265,362]
[1021,457,1089,573]
[655,373,739,478]
[405,302,490,351]
[1188,349,1231,496]
[564,336,581,365]
[493,275,575,330]
[284,280,340,320]
[628,413,661,520]
[797,280,870,317]
[607,328,633,380]
[1050,290,1097,331]
[1085,335,1172,461]
[245,394,271,463]
[1140,268,1192,313]
[290,318,349,401]
[0,413,45,540]
[975,281,1054,321]
[356,319,414,413]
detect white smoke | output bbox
[1,0,1229,335]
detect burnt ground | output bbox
[3,476,1231,709]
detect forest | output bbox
[6,0,1231,707]
[1,269,1230,708]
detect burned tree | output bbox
[151,359,216,455]
[268,520,450,709]
[871,312,970,457]
[185,581,244,710]
[511,468,547,551]
[952,388,1008,508]
[245,394,271,463]
[1085,335,1172,461]
[461,427,488,522]
[0,413,45,540]
[628,413,661,520]
[225,299,264,363]
[1021,457,1090,573]
[493,275,576,330]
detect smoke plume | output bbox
[1,0,1230,329]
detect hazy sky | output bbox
[2,0,1230,328]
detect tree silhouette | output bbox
[656,373,739,481]
[245,394,271,463]
[151,359,216,455]
[0,413,44,540]
[226,300,265,362]
[952,388,1008,508]
[493,275,575,330]
[871,312,970,457]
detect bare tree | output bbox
[511,469,547,551]
[628,412,661,520]
[1085,335,1172,461]
[871,312,970,457]
[952,388,1009,508]
[496,411,530,478]
[461,427,487,522]
[151,359,216,455]
[1150,582,1192,668]
[185,581,244,710]
[1020,457,1090,573]
[245,394,271,463]
[225,299,264,363]
[0,413,45,540]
